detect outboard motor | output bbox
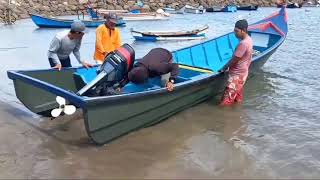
[77,43,135,96]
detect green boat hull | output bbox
[83,75,226,144]
[9,68,225,144]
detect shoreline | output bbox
[0,0,308,22]
[0,98,262,178]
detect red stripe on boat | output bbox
[263,12,279,21]
[249,21,285,37]
[269,22,285,36]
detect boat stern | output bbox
[7,68,87,116]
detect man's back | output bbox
[138,48,178,78]
[139,48,172,65]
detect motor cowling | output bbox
[77,43,135,96]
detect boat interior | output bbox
[173,31,281,72]
[73,66,208,94]
[19,65,208,97]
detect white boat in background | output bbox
[131,25,209,41]
[96,8,169,21]
[96,9,129,14]
[301,0,320,7]
[163,7,185,14]
[121,14,169,21]
[183,5,206,14]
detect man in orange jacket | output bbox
[94,14,122,64]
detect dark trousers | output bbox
[48,57,71,68]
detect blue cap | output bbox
[71,20,88,33]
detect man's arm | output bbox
[73,40,83,64]
[164,63,179,92]
[115,29,122,49]
[117,78,129,88]
[169,63,179,81]
[48,37,61,65]
[221,55,241,71]
[221,42,247,71]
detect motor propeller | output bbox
[51,96,76,118]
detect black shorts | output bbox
[48,57,71,68]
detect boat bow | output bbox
[249,7,288,37]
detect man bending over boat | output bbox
[128,48,179,92]
[94,13,122,64]
[48,21,92,71]
[220,19,253,106]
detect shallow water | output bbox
[0,7,320,178]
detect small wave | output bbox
[0,46,28,51]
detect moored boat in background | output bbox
[87,7,170,21]
[277,2,303,8]
[237,5,259,11]
[119,11,169,21]
[163,7,185,14]
[206,5,237,12]
[130,25,209,41]
[183,5,206,14]
[30,13,126,28]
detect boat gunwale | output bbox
[84,72,217,105]
[7,66,218,106]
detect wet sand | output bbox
[0,98,265,179]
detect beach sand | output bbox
[0,99,259,179]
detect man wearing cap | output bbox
[128,48,179,92]
[94,13,122,64]
[220,19,253,106]
[48,20,92,71]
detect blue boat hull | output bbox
[30,14,126,28]
[237,5,259,11]
[206,5,237,12]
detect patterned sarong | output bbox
[220,74,247,106]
